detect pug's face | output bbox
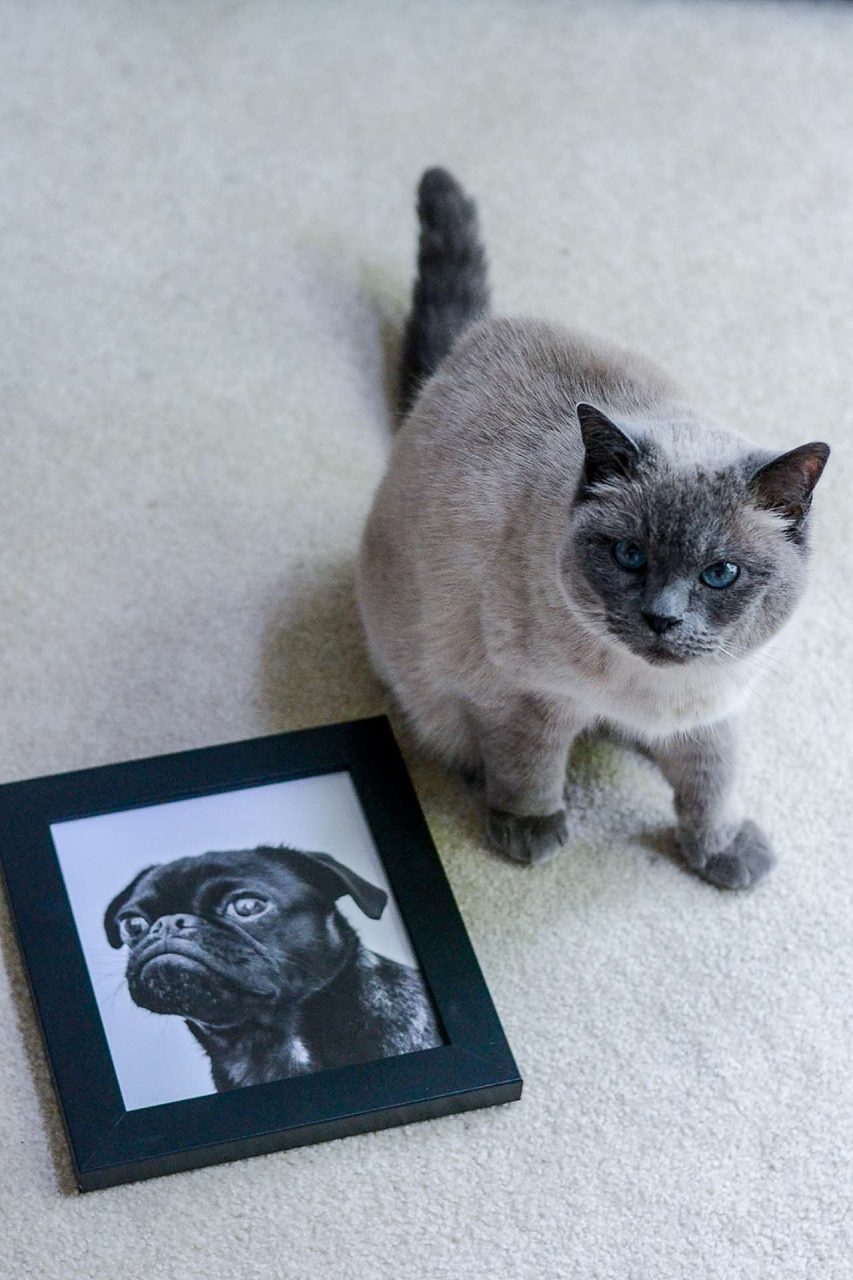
[104,846,387,1028]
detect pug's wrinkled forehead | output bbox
[131,849,318,914]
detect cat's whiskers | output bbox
[711,645,796,703]
[743,649,799,682]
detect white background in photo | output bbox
[51,771,419,1110]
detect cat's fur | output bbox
[357,168,830,888]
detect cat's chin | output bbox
[642,645,692,667]
[605,626,696,667]
[615,635,696,666]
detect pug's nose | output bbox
[149,913,198,939]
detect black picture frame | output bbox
[0,716,521,1191]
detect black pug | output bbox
[104,845,442,1091]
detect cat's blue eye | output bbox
[700,561,740,589]
[612,540,647,572]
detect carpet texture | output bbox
[1,2,851,1277]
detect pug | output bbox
[104,845,442,1091]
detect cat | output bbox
[356,167,830,889]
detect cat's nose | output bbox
[642,610,682,635]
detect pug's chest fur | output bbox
[188,1011,316,1092]
[189,945,442,1092]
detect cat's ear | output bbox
[747,442,830,527]
[576,403,642,490]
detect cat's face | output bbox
[564,405,829,667]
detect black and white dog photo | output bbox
[104,844,443,1092]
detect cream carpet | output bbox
[1,1,851,1276]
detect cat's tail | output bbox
[399,167,490,414]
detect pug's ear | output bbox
[104,866,157,947]
[273,848,388,920]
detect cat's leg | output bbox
[651,718,774,890]
[397,685,483,782]
[473,695,586,866]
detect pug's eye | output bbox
[118,914,149,945]
[225,896,269,920]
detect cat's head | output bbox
[564,403,829,667]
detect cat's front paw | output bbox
[485,807,568,866]
[683,819,775,891]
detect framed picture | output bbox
[0,717,521,1190]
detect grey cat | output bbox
[357,168,829,889]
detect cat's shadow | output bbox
[259,559,384,736]
[258,255,414,736]
[634,823,687,874]
[257,555,484,839]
